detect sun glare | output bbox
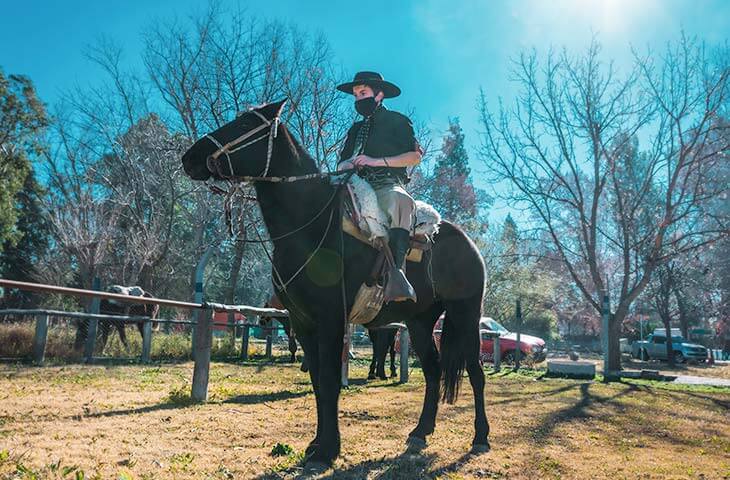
[565,0,655,34]
[515,0,659,39]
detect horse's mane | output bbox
[278,122,322,174]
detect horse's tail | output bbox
[439,294,483,404]
[439,309,466,404]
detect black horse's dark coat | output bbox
[182,100,490,466]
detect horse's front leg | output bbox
[296,331,321,456]
[306,313,344,467]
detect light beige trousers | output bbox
[373,183,415,231]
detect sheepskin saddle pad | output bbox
[341,175,441,262]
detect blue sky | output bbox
[2,0,728,224]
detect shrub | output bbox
[0,322,33,357]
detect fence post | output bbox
[32,314,49,365]
[191,308,213,402]
[84,277,101,363]
[399,326,409,384]
[514,299,522,370]
[192,246,214,360]
[241,324,250,360]
[141,319,152,363]
[494,336,501,372]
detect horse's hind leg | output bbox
[389,331,397,378]
[287,330,297,363]
[449,298,490,452]
[405,302,443,448]
[368,356,377,380]
[375,333,389,380]
[117,323,131,352]
[367,330,377,379]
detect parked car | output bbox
[351,330,370,345]
[430,316,547,364]
[631,332,708,363]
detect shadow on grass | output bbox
[254,447,493,479]
[75,387,311,420]
[526,382,641,444]
[223,389,310,405]
[510,380,715,450]
[487,383,578,406]
[78,400,196,419]
[658,388,730,411]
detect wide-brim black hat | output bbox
[336,71,401,98]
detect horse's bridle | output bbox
[205,110,280,180]
[202,111,356,330]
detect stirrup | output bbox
[384,267,417,303]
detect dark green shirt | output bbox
[339,106,419,187]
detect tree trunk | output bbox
[188,205,209,295]
[664,320,675,367]
[73,266,96,351]
[608,313,622,371]
[225,239,246,345]
[675,291,689,339]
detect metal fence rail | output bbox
[0,279,289,317]
[0,277,412,402]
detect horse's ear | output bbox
[272,98,288,116]
[260,98,288,118]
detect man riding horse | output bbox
[181,70,490,468]
[337,71,422,303]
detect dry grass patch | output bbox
[0,361,727,479]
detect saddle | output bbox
[340,176,441,325]
[341,175,441,263]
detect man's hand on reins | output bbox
[338,155,384,172]
[337,160,355,171]
[352,154,380,168]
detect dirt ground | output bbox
[0,360,728,480]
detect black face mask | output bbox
[355,97,378,117]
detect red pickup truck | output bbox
[432,316,547,364]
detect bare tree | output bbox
[479,37,729,370]
[97,114,191,290]
[41,106,122,292]
[140,4,351,302]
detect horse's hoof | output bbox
[405,435,427,452]
[367,373,376,380]
[303,460,330,473]
[471,442,491,454]
[300,364,308,373]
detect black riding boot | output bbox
[384,228,417,303]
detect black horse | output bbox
[182,100,489,468]
[368,327,397,380]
